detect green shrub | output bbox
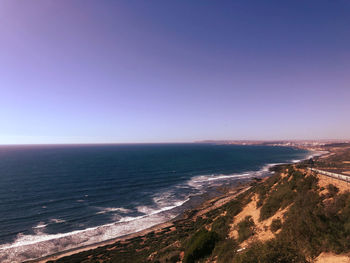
[234,239,306,263]
[280,191,327,257]
[211,215,230,239]
[327,184,339,197]
[213,239,238,263]
[260,183,295,221]
[183,229,218,263]
[296,174,318,193]
[237,216,255,242]
[221,199,244,219]
[168,254,180,263]
[270,218,282,232]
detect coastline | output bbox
[34,149,317,263]
[3,146,315,263]
[26,143,350,263]
[32,183,252,263]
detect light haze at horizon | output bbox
[1,0,350,144]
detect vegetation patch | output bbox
[183,229,218,263]
[327,184,339,197]
[213,238,238,263]
[259,168,313,221]
[211,215,231,239]
[255,172,281,207]
[234,239,306,263]
[237,216,255,242]
[270,218,282,232]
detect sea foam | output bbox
[0,161,295,262]
[0,210,174,263]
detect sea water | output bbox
[0,143,309,262]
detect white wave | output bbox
[118,215,146,223]
[0,192,190,262]
[0,157,309,262]
[307,150,328,159]
[49,218,66,224]
[136,206,155,214]
[187,169,267,189]
[96,207,133,215]
[0,210,175,263]
[287,150,327,164]
[136,198,190,216]
[185,161,292,190]
[261,163,280,172]
[33,223,47,229]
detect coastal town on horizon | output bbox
[198,139,350,146]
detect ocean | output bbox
[0,143,309,262]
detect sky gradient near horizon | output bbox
[1,0,350,144]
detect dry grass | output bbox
[314,252,350,263]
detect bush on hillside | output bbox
[211,215,230,239]
[260,183,295,221]
[259,168,316,221]
[270,218,282,232]
[327,184,339,197]
[213,238,238,263]
[183,229,218,263]
[255,173,281,208]
[237,216,255,242]
[234,239,306,263]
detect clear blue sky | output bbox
[1,0,349,144]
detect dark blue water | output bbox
[0,144,308,262]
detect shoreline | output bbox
[29,186,250,262]
[32,183,252,263]
[13,147,317,263]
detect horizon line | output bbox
[0,139,349,147]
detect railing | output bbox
[308,168,350,183]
